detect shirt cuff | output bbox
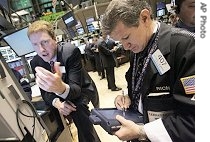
[55,83,70,99]
[52,97,60,107]
[144,118,172,142]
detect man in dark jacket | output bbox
[102,0,194,141]
[28,20,100,142]
[85,38,97,72]
[92,35,105,79]
[98,36,122,91]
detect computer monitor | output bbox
[156,2,165,10]
[2,27,35,57]
[156,2,166,17]
[77,27,85,35]
[157,9,166,17]
[87,24,95,33]
[86,17,95,33]
[75,21,84,35]
[86,17,94,25]
[62,11,78,28]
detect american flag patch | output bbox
[180,75,195,95]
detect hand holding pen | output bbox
[120,89,130,142]
[114,89,131,115]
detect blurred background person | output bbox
[175,0,195,33]
[85,36,97,72]
[92,34,105,80]
[168,12,179,26]
[98,35,122,91]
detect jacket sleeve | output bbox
[162,33,195,142]
[61,47,83,102]
[98,41,113,55]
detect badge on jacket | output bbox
[151,49,170,75]
[59,66,66,73]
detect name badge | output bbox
[59,66,66,73]
[151,49,170,75]
[147,110,174,122]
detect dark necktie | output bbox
[50,61,55,73]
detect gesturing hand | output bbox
[35,62,66,94]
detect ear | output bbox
[139,9,151,24]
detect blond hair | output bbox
[27,20,56,40]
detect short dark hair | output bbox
[101,0,152,36]
[175,0,185,14]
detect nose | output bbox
[37,44,46,52]
[122,41,131,50]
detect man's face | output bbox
[179,0,195,27]
[92,37,98,45]
[110,21,150,53]
[29,31,57,62]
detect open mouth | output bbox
[42,53,49,57]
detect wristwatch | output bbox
[138,125,149,141]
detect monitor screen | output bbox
[157,9,166,17]
[62,11,78,28]
[2,27,35,57]
[77,27,85,35]
[156,2,165,10]
[86,17,94,25]
[87,24,95,33]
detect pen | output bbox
[122,90,126,142]
[122,90,125,117]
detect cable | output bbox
[15,99,50,141]
[16,102,36,141]
[16,106,25,137]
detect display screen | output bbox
[95,108,143,122]
[62,11,78,28]
[157,9,166,17]
[86,17,95,33]
[77,27,85,35]
[76,21,84,35]
[87,24,95,33]
[2,27,35,57]
[156,2,165,10]
[86,17,94,25]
